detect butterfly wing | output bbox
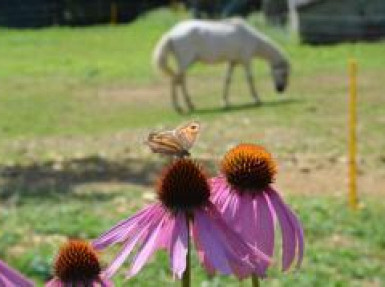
[145,132,188,157]
[175,121,201,150]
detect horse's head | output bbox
[271,60,290,93]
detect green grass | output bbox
[0,7,385,287]
[0,8,384,144]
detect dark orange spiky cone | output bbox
[157,159,210,212]
[221,143,277,193]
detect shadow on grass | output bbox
[0,156,166,200]
[192,98,299,115]
[0,155,217,201]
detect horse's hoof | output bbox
[254,101,262,106]
[223,104,230,110]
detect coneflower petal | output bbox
[210,176,230,205]
[211,179,240,225]
[236,194,255,242]
[192,225,216,276]
[194,206,270,279]
[103,205,169,278]
[193,210,233,275]
[268,188,304,268]
[207,206,271,277]
[100,279,114,287]
[0,260,35,287]
[211,176,305,272]
[268,189,297,271]
[212,187,275,274]
[169,213,188,279]
[234,193,274,274]
[156,214,174,249]
[99,279,114,287]
[44,278,60,287]
[128,215,167,277]
[254,194,275,261]
[105,227,148,278]
[93,204,163,249]
[286,205,304,268]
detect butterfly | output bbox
[145,121,200,157]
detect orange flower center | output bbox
[54,240,101,283]
[157,159,210,212]
[221,144,277,193]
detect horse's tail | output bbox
[153,34,175,78]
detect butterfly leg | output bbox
[223,61,235,109]
[172,77,183,114]
[180,74,195,112]
[244,62,261,105]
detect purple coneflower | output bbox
[46,240,112,287]
[0,259,34,287]
[93,159,270,284]
[211,144,304,275]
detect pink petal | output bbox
[92,274,114,287]
[44,278,60,287]
[285,205,304,268]
[235,193,255,241]
[155,213,174,249]
[194,205,270,279]
[103,208,167,278]
[254,193,275,272]
[92,204,163,250]
[229,193,275,274]
[169,212,188,279]
[192,225,216,276]
[127,213,167,278]
[210,176,230,203]
[292,213,304,268]
[104,227,148,278]
[283,207,304,268]
[213,187,240,226]
[206,205,271,276]
[99,278,114,287]
[268,188,303,270]
[0,260,35,287]
[211,178,275,274]
[193,209,233,275]
[268,188,304,268]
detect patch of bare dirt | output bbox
[275,153,385,197]
[93,82,169,106]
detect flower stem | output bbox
[182,216,191,287]
[251,274,260,287]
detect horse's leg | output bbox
[174,54,195,112]
[180,73,195,112]
[244,62,261,104]
[171,77,183,114]
[223,61,235,109]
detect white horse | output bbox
[153,18,290,113]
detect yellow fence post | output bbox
[348,59,359,210]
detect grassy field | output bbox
[0,8,384,287]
